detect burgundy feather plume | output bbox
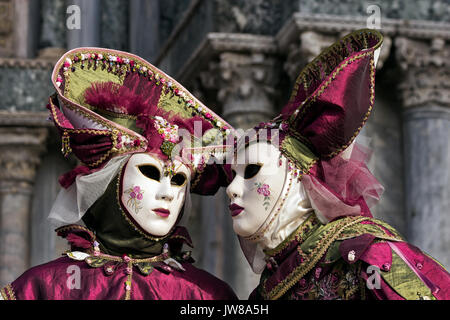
[83,73,215,160]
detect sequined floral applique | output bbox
[124,186,144,214]
[255,183,271,210]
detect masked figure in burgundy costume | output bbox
[0,48,237,300]
[226,29,450,300]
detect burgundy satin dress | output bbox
[3,255,236,300]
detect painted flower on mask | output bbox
[125,185,144,214]
[255,183,271,210]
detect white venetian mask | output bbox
[120,153,191,237]
[226,142,288,237]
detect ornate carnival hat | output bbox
[48,47,234,195]
[252,29,384,221]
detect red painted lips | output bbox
[229,203,244,217]
[153,208,170,218]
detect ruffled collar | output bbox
[57,224,194,276]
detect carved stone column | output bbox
[66,0,101,49]
[0,0,14,57]
[100,0,129,51]
[181,34,279,127]
[395,36,450,269]
[38,0,67,59]
[129,0,159,61]
[202,52,280,129]
[0,127,48,287]
[277,16,392,83]
[0,0,40,58]
[283,31,338,83]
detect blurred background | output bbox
[0,0,449,299]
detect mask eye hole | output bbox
[171,173,187,187]
[138,165,161,181]
[244,164,262,179]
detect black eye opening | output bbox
[171,173,187,187]
[138,164,161,181]
[244,164,262,179]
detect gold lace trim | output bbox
[59,98,144,164]
[0,284,16,300]
[56,224,96,242]
[263,216,369,300]
[263,213,317,257]
[48,96,143,167]
[53,49,230,137]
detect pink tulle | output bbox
[302,143,384,222]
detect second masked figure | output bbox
[226,29,450,300]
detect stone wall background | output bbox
[0,0,448,298]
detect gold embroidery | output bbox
[125,261,133,300]
[1,284,16,300]
[279,139,318,177]
[73,249,169,300]
[54,50,230,136]
[81,251,167,265]
[264,216,369,300]
[56,224,96,241]
[262,216,405,300]
[61,131,72,157]
[60,98,143,147]
[0,286,8,300]
[48,96,144,167]
[344,264,362,299]
[190,163,205,190]
[263,213,318,257]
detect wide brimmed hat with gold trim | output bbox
[251,29,384,220]
[48,47,234,195]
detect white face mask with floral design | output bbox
[120,153,191,237]
[227,141,315,273]
[226,142,288,237]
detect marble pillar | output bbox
[39,0,67,51]
[0,127,48,288]
[129,0,160,62]
[30,128,73,267]
[13,0,41,58]
[0,0,14,57]
[66,0,101,49]
[395,36,450,269]
[283,31,337,83]
[100,0,128,51]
